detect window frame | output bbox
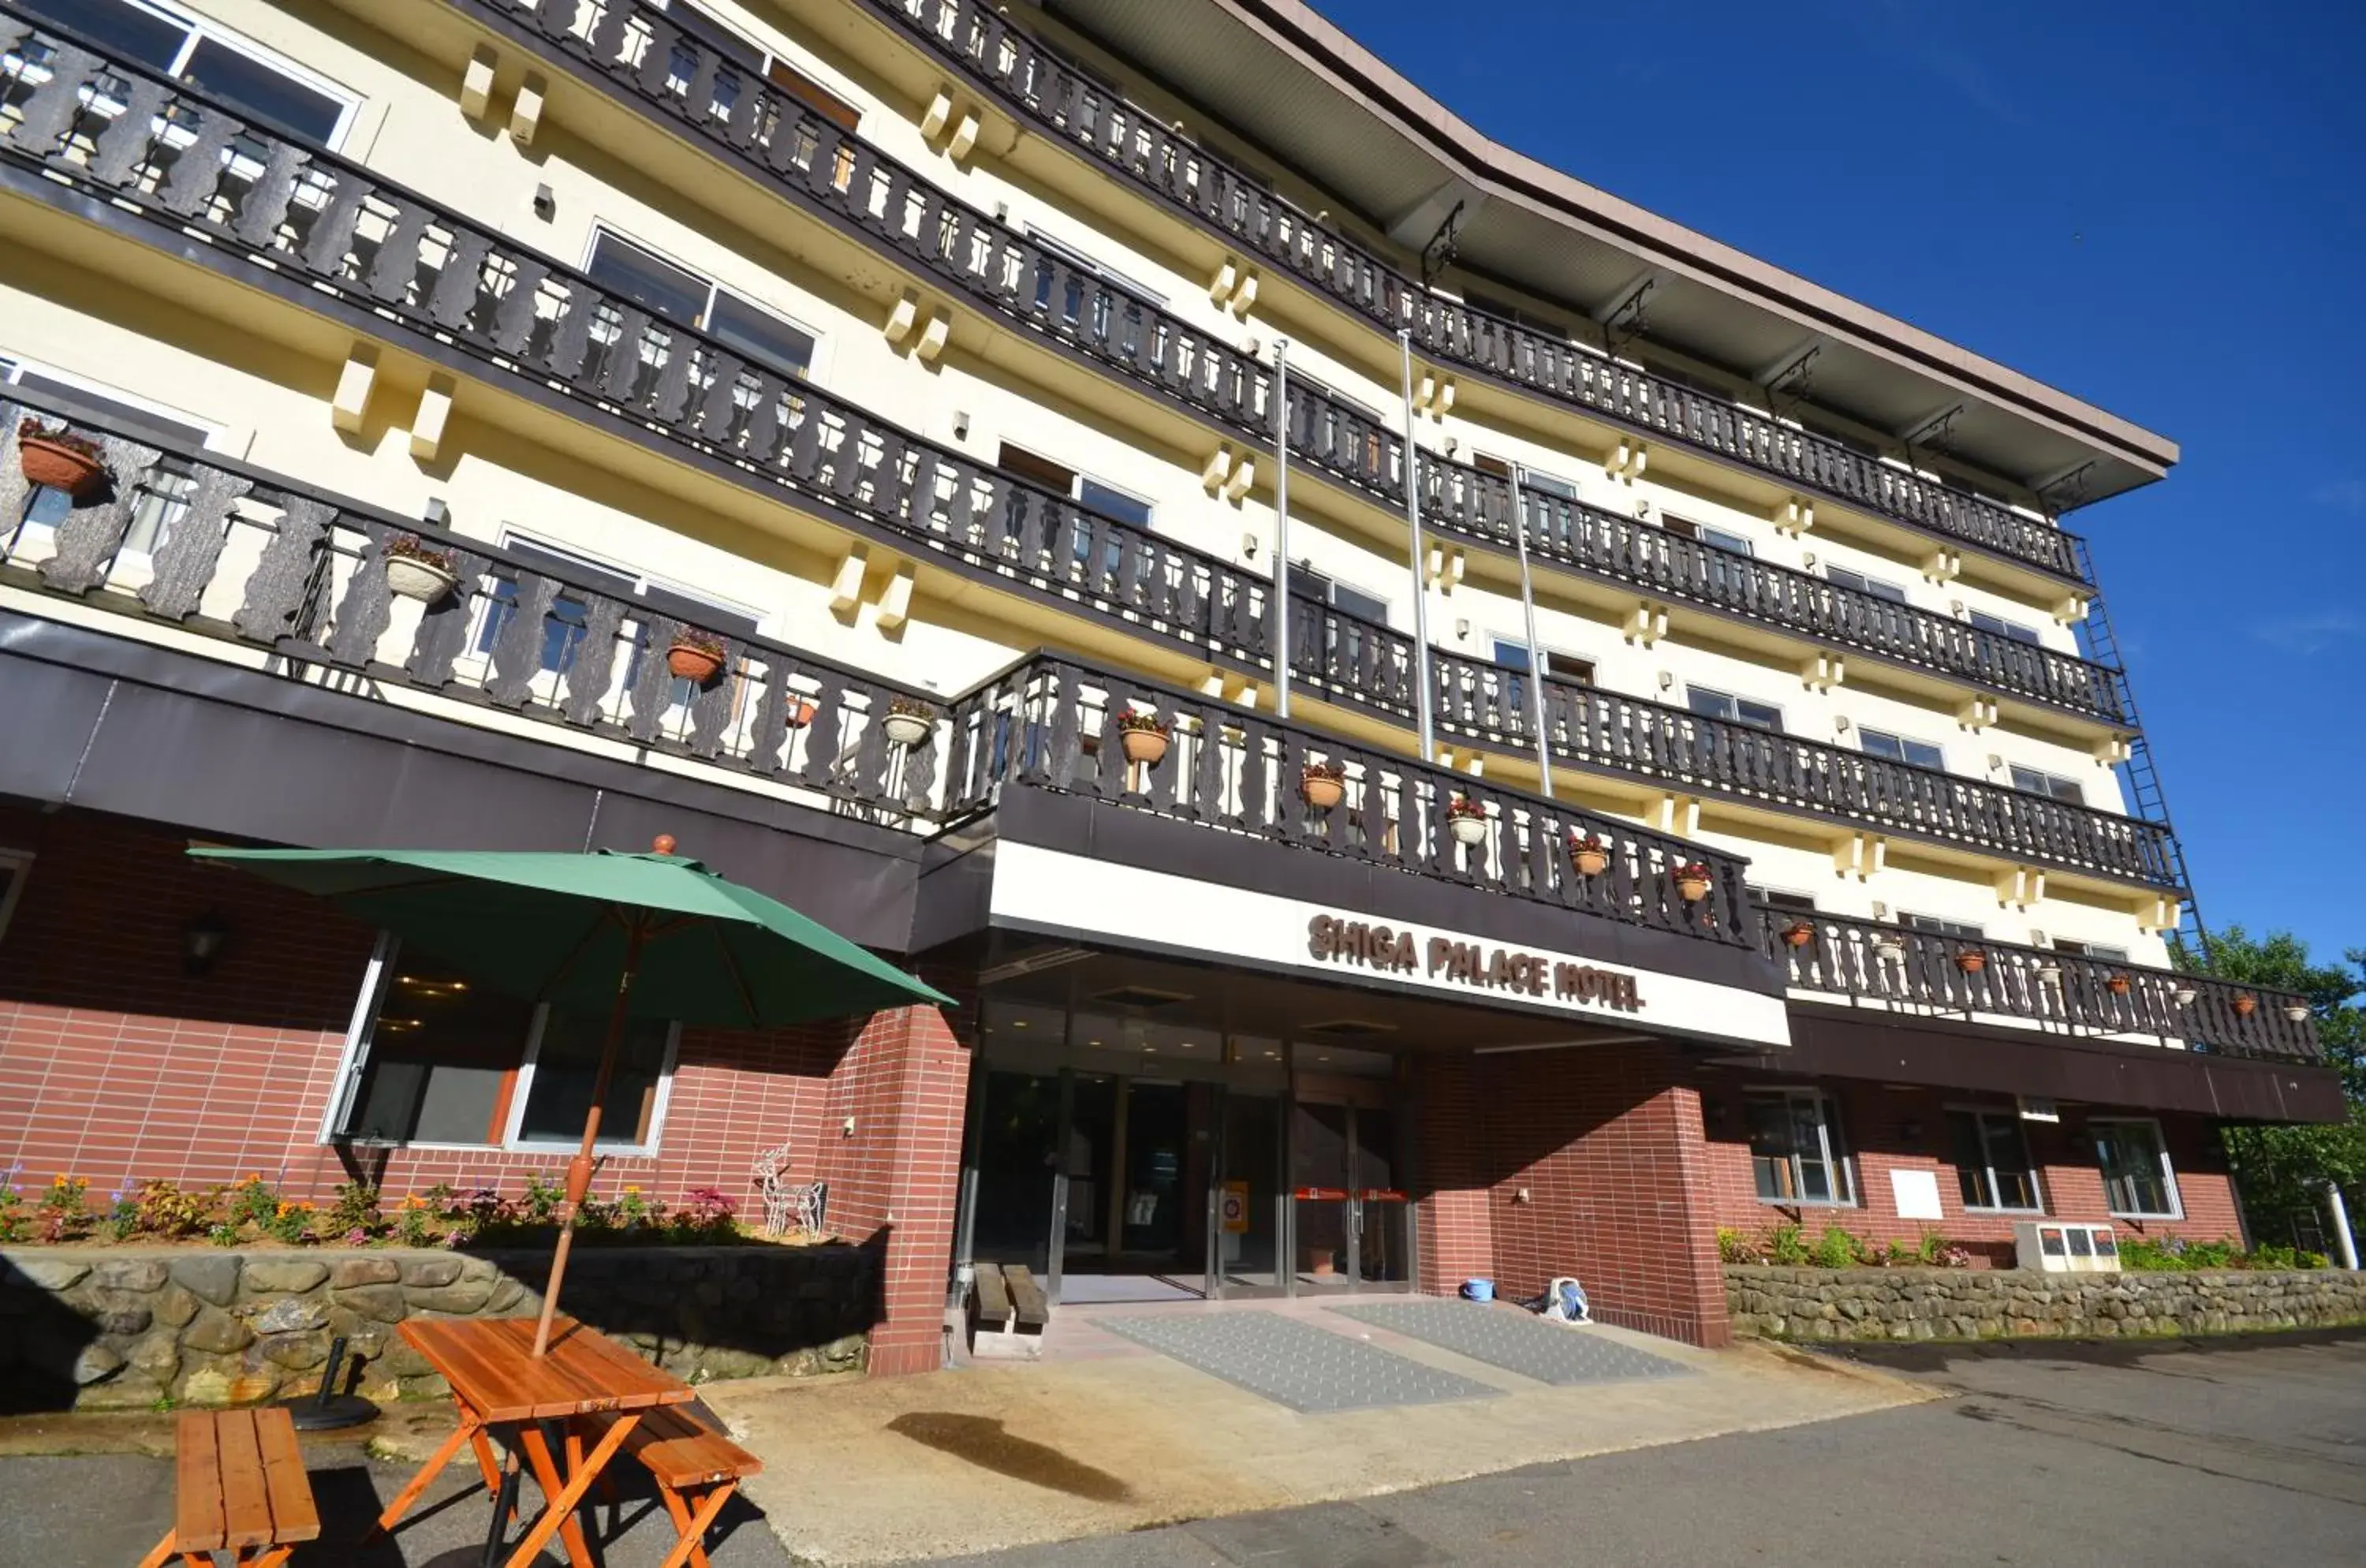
[582,225,824,381]
[1946,1103,2044,1215]
[1743,1087,1856,1208]
[27,0,362,148]
[318,934,684,1155]
[0,847,32,949]
[2091,1116,2183,1220]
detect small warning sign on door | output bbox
[1220,1180,1251,1234]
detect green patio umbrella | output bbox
[192,835,950,1356]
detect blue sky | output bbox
[1329,0,2365,965]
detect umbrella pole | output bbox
[532,917,646,1358]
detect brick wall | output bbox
[0,808,971,1376]
[1699,1070,2245,1261]
[1415,1042,1731,1348]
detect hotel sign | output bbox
[1306,913,1644,1012]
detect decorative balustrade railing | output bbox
[0,6,1272,674]
[1420,466,2130,722]
[941,655,1756,946]
[859,0,2091,581]
[460,0,1408,501]
[0,393,941,816]
[1763,909,2321,1062]
[1285,597,2181,889]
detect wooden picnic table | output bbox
[372,1316,696,1568]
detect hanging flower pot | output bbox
[882,696,935,749]
[1116,711,1170,765]
[1301,760,1345,810]
[2232,993,2257,1017]
[2106,974,2132,996]
[15,419,107,499]
[2284,1002,2310,1023]
[1954,950,1987,975]
[383,534,460,603]
[666,629,729,686]
[1569,833,1610,878]
[1673,861,1713,903]
[1780,920,1816,949]
[1446,795,1489,847]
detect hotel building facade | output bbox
[0,0,2338,1373]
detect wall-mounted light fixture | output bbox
[182,909,232,976]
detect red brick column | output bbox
[813,1002,972,1377]
[1412,1051,1495,1296]
[1476,1043,1731,1347]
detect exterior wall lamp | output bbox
[182,909,232,976]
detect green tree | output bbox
[2182,927,2366,1246]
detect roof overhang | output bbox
[1040,0,2178,510]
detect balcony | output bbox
[1764,909,2320,1062]
[0,6,2125,737]
[1283,600,2182,891]
[0,19,2173,890]
[852,0,2092,583]
[0,406,1761,958]
[940,654,1756,950]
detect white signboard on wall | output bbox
[988,841,1793,1049]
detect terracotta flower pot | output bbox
[385,556,459,604]
[883,712,932,748]
[1301,775,1344,810]
[1121,730,1169,765]
[1675,877,1711,903]
[1955,952,1987,975]
[1450,815,1487,847]
[2232,995,2256,1017]
[18,435,106,498]
[666,643,726,685]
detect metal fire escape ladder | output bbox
[2068,534,2209,961]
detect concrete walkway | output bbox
[697,1299,1935,1565]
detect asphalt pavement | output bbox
[918,1329,2366,1568]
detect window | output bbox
[1826,565,1909,604]
[1663,514,1755,558]
[585,230,816,378]
[1950,1107,2040,1211]
[1745,1089,1853,1205]
[329,944,678,1153]
[2092,1118,2181,1219]
[1859,728,1946,771]
[2,357,213,553]
[1905,913,1984,940]
[0,849,30,948]
[17,0,357,145]
[1968,609,2043,645]
[2010,766,2086,805]
[1687,686,1783,731]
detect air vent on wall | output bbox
[1301,1019,1397,1038]
[1090,985,1193,1010]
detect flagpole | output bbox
[1272,338,1293,720]
[1510,464,1554,797]
[1397,329,1436,762]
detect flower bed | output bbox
[0,1169,793,1253]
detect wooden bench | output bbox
[137,1407,320,1568]
[588,1405,762,1568]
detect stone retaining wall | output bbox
[1726,1264,2366,1343]
[0,1244,879,1412]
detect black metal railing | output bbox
[1422,468,2128,722]
[0,6,1272,674]
[856,0,2090,581]
[0,390,941,816]
[1,5,2126,730]
[942,655,1756,946]
[1285,598,2181,889]
[1763,909,2319,1061]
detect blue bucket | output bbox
[1461,1278,1495,1302]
